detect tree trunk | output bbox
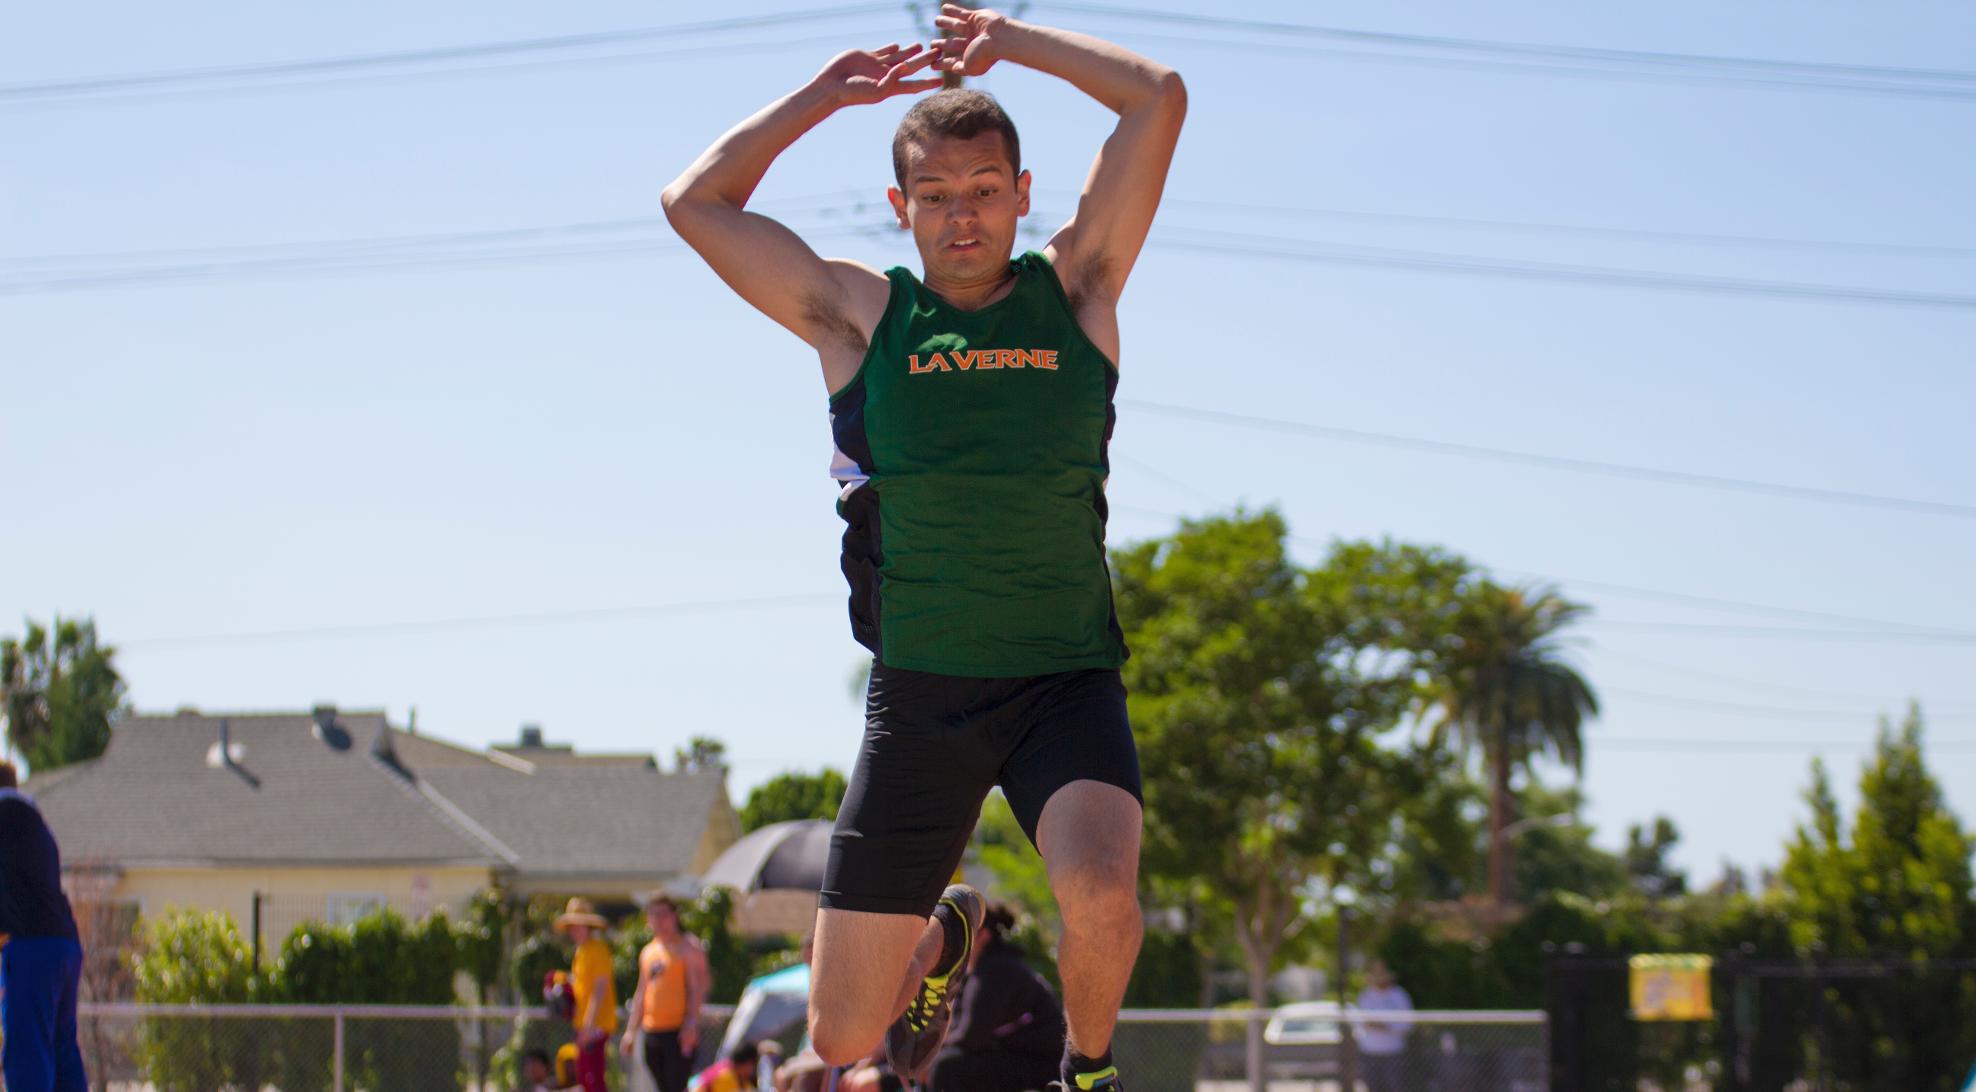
[1232,905,1278,1092]
[1488,730,1514,905]
[1244,955,1269,1092]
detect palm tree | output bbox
[1430,582,1599,906]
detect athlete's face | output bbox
[889,132,1030,286]
[646,901,678,935]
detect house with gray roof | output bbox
[27,706,740,949]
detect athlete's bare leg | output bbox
[807,908,945,1066]
[1038,778,1144,1059]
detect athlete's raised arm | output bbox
[662,45,942,376]
[931,6,1185,316]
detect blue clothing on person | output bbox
[1,786,88,1092]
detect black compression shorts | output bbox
[819,664,1143,918]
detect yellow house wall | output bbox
[691,795,743,874]
[112,865,493,954]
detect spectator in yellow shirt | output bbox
[555,898,617,1092]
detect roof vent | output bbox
[207,718,261,789]
[519,724,544,749]
[312,705,352,752]
[371,719,410,779]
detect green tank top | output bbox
[828,251,1127,677]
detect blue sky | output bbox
[4,0,1973,885]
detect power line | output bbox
[1594,737,1976,754]
[1483,568,1976,639]
[1041,2,1976,100]
[1594,648,1976,711]
[1120,400,1976,521]
[1114,501,1976,655]
[0,222,881,294]
[1593,621,1976,644]
[118,593,840,651]
[1150,228,1976,311]
[0,31,908,113]
[1063,25,1976,104]
[0,191,879,272]
[10,211,1970,313]
[1148,196,1976,261]
[1604,687,1942,725]
[0,6,900,105]
[1109,501,1976,641]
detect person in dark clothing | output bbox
[928,904,1064,1092]
[0,759,88,1092]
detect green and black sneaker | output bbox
[1051,1067,1124,1091]
[883,884,985,1080]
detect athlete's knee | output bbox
[808,1009,884,1068]
[1052,854,1140,930]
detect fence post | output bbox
[333,1009,346,1092]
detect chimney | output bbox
[311,705,352,752]
[371,718,411,780]
[519,724,544,749]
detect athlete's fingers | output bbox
[877,49,938,91]
[890,78,945,95]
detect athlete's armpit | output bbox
[803,289,871,354]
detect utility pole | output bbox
[937,2,977,88]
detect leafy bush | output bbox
[130,910,270,1091]
[270,907,463,1091]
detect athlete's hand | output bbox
[680,1021,700,1054]
[814,44,943,107]
[619,1032,636,1059]
[932,4,1012,77]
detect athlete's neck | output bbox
[922,261,1017,312]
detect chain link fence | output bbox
[61,1003,1539,1091]
[1119,1008,1546,1092]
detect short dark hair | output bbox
[982,901,1017,941]
[0,760,16,789]
[893,89,1021,188]
[730,1041,761,1065]
[521,1049,551,1069]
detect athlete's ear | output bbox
[887,186,911,230]
[1015,170,1031,218]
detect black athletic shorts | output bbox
[819,663,1142,918]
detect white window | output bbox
[324,893,388,925]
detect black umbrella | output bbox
[698,818,834,894]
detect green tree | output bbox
[1380,773,1631,906]
[2,616,125,772]
[1506,783,1625,903]
[1775,705,1976,1089]
[1114,512,1467,1089]
[673,735,729,775]
[739,768,848,831]
[1427,582,1598,905]
[1621,816,1688,899]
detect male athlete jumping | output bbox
[663,7,1184,1089]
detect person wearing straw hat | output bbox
[555,897,617,1092]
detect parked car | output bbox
[1199,1002,1344,1080]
